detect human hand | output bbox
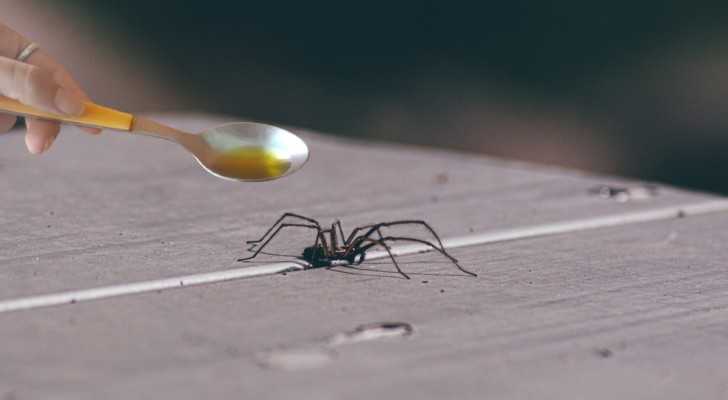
[0,22,100,154]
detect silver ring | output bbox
[16,42,40,62]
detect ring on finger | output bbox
[16,42,41,62]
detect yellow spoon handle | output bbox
[0,95,135,131]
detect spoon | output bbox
[0,96,309,181]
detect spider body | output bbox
[301,244,360,267]
[238,212,476,279]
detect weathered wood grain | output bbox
[1,114,727,399]
[0,115,719,298]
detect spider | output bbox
[237,212,477,279]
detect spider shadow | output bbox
[238,256,469,280]
[317,261,473,280]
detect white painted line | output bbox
[2,199,727,315]
[365,199,728,259]
[0,262,305,314]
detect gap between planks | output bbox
[1,199,727,315]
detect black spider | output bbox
[237,212,477,279]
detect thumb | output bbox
[0,57,85,116]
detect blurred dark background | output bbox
[8,1,728,193]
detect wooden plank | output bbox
[2,114,728,399]
[0,114,722,300]
[1,212,727,399]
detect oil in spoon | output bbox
[206,146,292,180]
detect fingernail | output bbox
[26,137,44,155]
[54,89,85,116]
[27,143,43,155]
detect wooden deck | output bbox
[2,113,728,399]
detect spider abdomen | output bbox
[301,246,364,268]
[301,246,332,267]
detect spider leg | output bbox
[346,237,410,279]
[376,236,477,277]
[346,220,449,255]
[356,250,366,265]
[335,220,346,242]
[332,220,346,251]
[245,213,322,245]
[238,223,323,262]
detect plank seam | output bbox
[1,199,727,314]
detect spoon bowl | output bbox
[0,96,309,181]
[201,123,309,181]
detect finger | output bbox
[0,23,24,59]
[1,23,100,142]
[77,125,102,136]
[0,24,77,91]
[1,23,92,118]
[20,54,101,136]
[21,46,90,101]
[0,57,101,137]
[24,117,60,154]
[20,47,104,135]
[0,113,16,132]
[2,24,91,102]
[0,57,85,116]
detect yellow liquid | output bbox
[208,146,291,180]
